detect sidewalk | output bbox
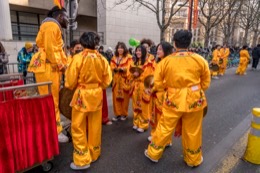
[212,129,260,173]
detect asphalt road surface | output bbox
[27,67,260,173]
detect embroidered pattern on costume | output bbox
[189,91,205,109]
[186,147,201,155]
[76,90,86,109]
[150,142,164,150]
[74,149,88,155]
[30,53,42,68]
[165,98,179,109]
[93,146,100,151]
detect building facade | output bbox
[0,0,160,63]
[97,0,160,49]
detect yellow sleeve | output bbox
[110,57,117,72]
[200,59,211,91]
[65,54,82,90]
[225,49,230,58]
[153,60,165,92]
[44,24,66,70]
[212,50,219,64]
[101,56,113,89]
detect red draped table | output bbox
[0,95,59,173]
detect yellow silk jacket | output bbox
[65,49,112,112]
[240,50,250,63]
[28,19,67,73]
[153,51,211,112]
[212,49,221,65]
[220,48,230,59]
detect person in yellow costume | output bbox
[65,32,112,170]
[129,45,149,132]
[67,40,83,65]
[236,45,251,75]
[211,45,221,79]
[27,6,69,143]
[219,44,230,76]
[148,41,173,143]
[145,30,211,167]
[110,42,132,121]
[139,38,156,133]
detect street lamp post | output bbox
[179,0,194,31]
[188,0,194,31]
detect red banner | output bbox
[193,0,199,29]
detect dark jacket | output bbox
[0,53,9,74]
[252,47,260,59]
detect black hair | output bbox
[99,46,104,50]
[47,6,67,18]
[156,42,173,63]
[80,32,100,50]
[128,48,133,55]
[173,30,192,48]
[257,44,260,47]
[70,40,80,48]
[115,42,128,57]
[242,45,248,50]
[140,38,153,47]
[134,45,147,66]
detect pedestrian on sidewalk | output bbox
[236,45,250,75]
[65,32,112,170]
[145,30,211,167]
[0,42,8,75]
[251,44,260,70]
[17,42,34,83]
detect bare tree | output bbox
[219,0,244,46]
[114,0,189,41]
[198,0,237,47]
[250,1,260,47]
[239,0,259,45]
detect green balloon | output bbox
[129,38,136,46]
[135,40,140,46]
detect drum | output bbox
[209,64,219,71]
[130,66,144,78]
[203,106,208,117]
[144,75,154,89]
[219,58,224,64]
[59,87,75,120]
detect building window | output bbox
[10,10,45,41]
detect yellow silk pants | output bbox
[35,63,62,133]
[71,108,102,166]
[236,60,248,75]
[112,90,129,117]
[147,107,203,166]
[219,58,228,75]
[140,94,151,130]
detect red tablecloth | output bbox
[0,79,24,102]
[0,95,59,173]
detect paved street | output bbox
[27,67,260,173]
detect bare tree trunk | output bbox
[252,30,259,47]
[204,30,210,47]
[243,27,249,45]
[161,0,166,42]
